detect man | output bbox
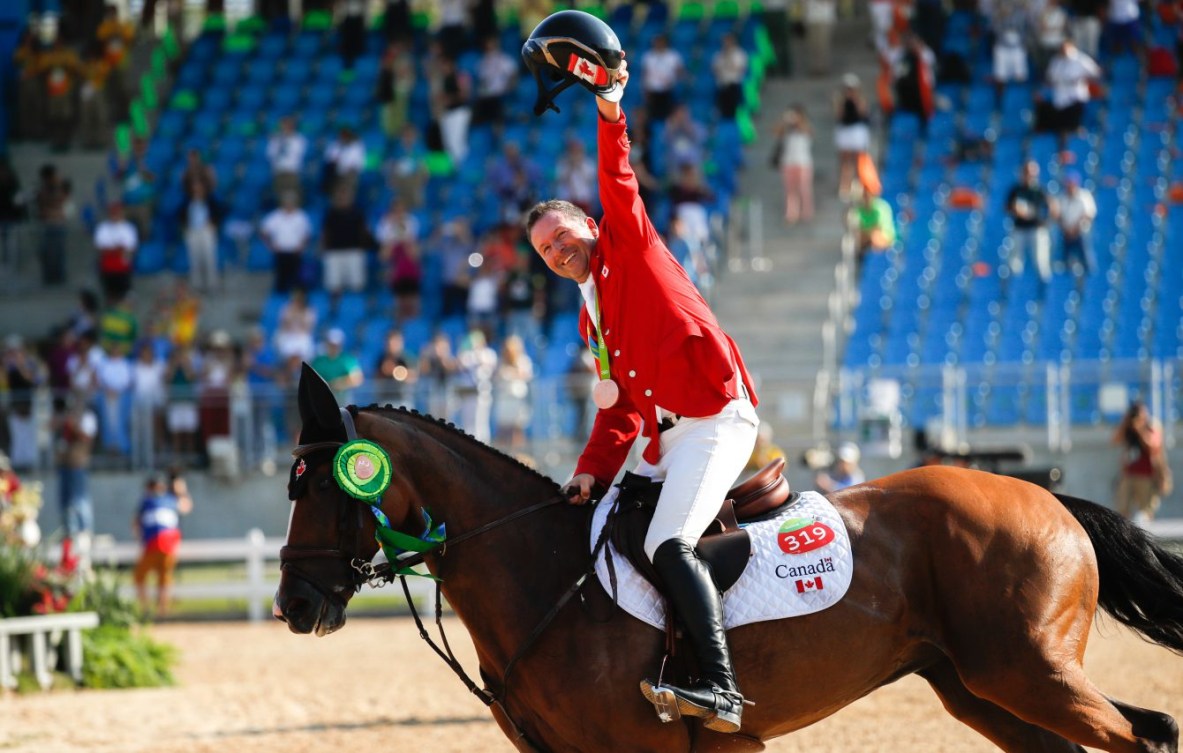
[1045,38,1101,151]
[35,164,71,287]
[93,199,138,302]
[639,34,683,121]
[1005,160,1055,284]
[473,36,516,125]
[266,116,308,202]
[133,472,192,617]
[856,187,896,265]
[260,191,312,294]
[320,185,370,299]
[814,441,866,493]
[1056,171,1096,276]
[526,57,759,734]
[310,328,364,405]
[56,394,98,548]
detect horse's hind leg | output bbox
[920,660,1087,753]
[1108,699,1179,753]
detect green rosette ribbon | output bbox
[332,439,393,502]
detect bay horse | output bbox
[274,364,1183,752]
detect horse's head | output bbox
[273,364,399,635]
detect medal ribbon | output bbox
[587,285,611,382]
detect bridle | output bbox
[279,406,611,752]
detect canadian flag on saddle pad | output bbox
[796,577,824,594]
[567,54,609,86]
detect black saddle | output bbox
[605,458,793,594]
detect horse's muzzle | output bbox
[273,572,347,636]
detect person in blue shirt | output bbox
[132,472,192,617]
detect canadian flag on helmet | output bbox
[795,577,824,594]
[567,53,609,87]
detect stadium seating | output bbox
[843,8,1182,429]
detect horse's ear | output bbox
[297,362,345,443]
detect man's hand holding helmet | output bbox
[522,10,628,116]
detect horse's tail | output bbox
[1057,493,1183,654]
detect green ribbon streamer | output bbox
[371,507,446,579]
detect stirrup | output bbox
[639,680,683,724]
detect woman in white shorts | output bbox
[834,73,871,201]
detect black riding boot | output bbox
[639,537,745,733]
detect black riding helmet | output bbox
[522,10,624,116]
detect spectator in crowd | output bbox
[640,34,684,121]
[437,218,475,318]
[418,331,458,419]
[1105,0,1142,57]
[1044,38,1101,153]
[116,136,156,239]
[1006,161,1055,284]
[96,338,133,454]
[55,394,97,545]
[712,33,748,120]
[1056,171,1096,276]
[1068,0,1104,59]
[197,330,236,451]
[323,125,367,199]
[434,0,471,59]
[260,191,312,294]
[78,51,110,150]
[385,123,429,208]
[762,0,793,77]
[274,288,317,363]
[180,148,217,199]
[856,186,897,261]
[162,278,201,349]
[266,116,308,202]
[375,198,422,320]
[46,326,78,400]
[1034,0,1069,77]
[13,30,45,141]
[67,330,101,400]
[804,0,837,76]
[746,423,786,472]
[179,179,223,294]
[669,163,715,250]
[668,215,711,293]
[467,256,502,332]
[833,74,871,202]
[36,35,84,151]
[473,36,517,125]
[992,0,1030,93]
[67,288,101,339]
[374,328,417,405]
[665,104,707,174]
[98,295,138,359]
[337,0,367,69]
[94,200,138,301]
[382,0,412,45]
[889,33,937,133]
[0,157,23,278]
[4,335,46,469]
[494,333,533,452]
[1112,400,1167,521]
[776,104,814,225]
[454,328,497,443]
[311,328,364,405]
[501,250,540,346]
[555,140,598,216]
[377,43,416,138]
[130,340,166,469]
[164,344,200,461]
[815,441,865,493]
[35,163,71,286]
[434,54,473,165]
[133,471,193,617]
[95,3,135,122]
[489,141,540,225]
[320,185,372,300]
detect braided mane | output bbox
[357,404,562,491]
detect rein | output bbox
[282,406,612,751]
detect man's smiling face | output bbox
[530,211,600,283]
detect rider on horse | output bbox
[523,11,761,734]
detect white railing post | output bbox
[246,528,266,623]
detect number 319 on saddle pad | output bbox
[590,490,854,630]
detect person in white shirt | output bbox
[260,191,312,294]
[323,126,367,198]
[804,0,837,76]
[1105,0,1142,57]
[711,33,748,120]
[96,343,133,453]
[130,341,166,470]
[1035,0,1069,76]
[266,116,307,202]
[992,2,1029,87]
[93,201,138,302]
[181,180,221,294]
[375,198,422,319]
[1055,171,1096,276]
[1045,38,1101,149]
[640,34,683,120]
[473,36,516,125]
[776,104,814,224]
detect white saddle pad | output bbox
[590,489,854,631]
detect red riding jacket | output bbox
[572,113,758,490]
